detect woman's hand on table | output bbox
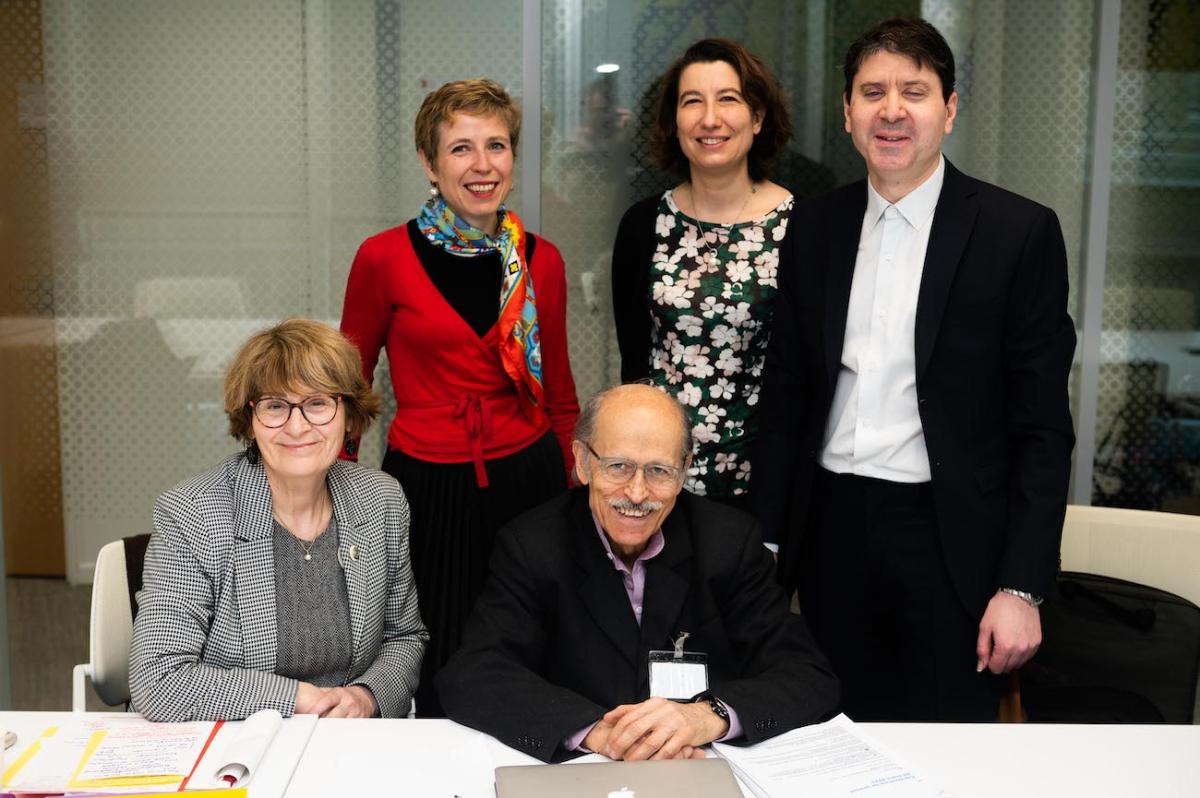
[295,681,335,715]
[295,682,378,717]
[317,685,378,718]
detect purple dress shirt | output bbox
[562,515,742,752]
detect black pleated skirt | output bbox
[382,431,567,717]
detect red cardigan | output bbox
[341,223,579,485]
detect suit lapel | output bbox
[231,458,278,672]
[570,494,641,667]
[327,462,373,675]
[915,161,978,378]
[824,182,869,390]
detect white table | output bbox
[3,713,1196,798]
[860,722,1200,797]
[285,717,1200,798]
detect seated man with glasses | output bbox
[437,384,838,761]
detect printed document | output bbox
[712,714,947,797]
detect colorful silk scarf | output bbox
[417,196,546,424]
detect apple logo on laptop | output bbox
[608,789,635,798]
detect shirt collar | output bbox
[592,513,665,574]
[864,153,945,233]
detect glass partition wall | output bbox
[0,0,1196,708]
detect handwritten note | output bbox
[67,720,218,788]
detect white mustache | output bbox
[609,498,664,513]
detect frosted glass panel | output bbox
[32,0,521,581]
[1091,1,1200,513]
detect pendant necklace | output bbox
[278,493,328,562]
[691,183,756,269]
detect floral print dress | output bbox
[646,190,793,499]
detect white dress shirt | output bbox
[819,155,945,483]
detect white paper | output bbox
[75,721,215,781]
[204,709,283,787]
[649,660,708,699]
[210,713,318,798]
[6,717,213,793]
[713,714,947,798]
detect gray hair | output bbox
[573,382,695,465]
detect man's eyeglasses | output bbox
[585,443,684,488]
[252,394,341,428]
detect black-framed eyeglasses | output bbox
[251,394,342,428]
[585,443,684,488]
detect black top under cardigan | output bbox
[407,218,538,339]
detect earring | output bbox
[344,436,358,457]
[429,182,439,197]
[245,440,261,464]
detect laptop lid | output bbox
[494,758,742,798]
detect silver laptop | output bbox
[494,758,743,798]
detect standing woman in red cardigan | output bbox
[340,79,579,717]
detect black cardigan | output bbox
[610,193,797,383]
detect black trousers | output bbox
[800,468,1000,721]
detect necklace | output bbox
[275,492,329,562]
[687,183,757,269]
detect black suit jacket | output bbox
[755,161,1076,617]
[436,488,839,761]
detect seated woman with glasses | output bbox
[130,318,428,722]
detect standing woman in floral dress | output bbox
[611,38,794,514]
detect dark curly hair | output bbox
[649,38,792,183]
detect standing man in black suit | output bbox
[755,17,1076,721]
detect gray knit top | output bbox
[272,517,353,687]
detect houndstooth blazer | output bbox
[129,451,428,721]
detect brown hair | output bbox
[414,79,522,165]
[223,318,379,443]
[649,38,792,183]
[842,18,956,103]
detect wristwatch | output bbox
[690,691,730,725]
[1000,587,1044,607]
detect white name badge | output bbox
[648,650,708,700]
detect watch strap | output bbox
[690,690,730,724]
[1000,586,1044,606]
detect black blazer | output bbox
[755,161,1076,617]
[436,488,839,762]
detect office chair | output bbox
[72,534,151,711]
[1058,505,1200,607]
[1021,506,1200,723]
